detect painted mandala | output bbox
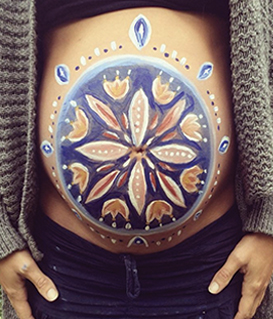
[56,56,213,232]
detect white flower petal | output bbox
[76,141,129,161]
[128,161,147,215]
[129,89,149,146]
[151,144,197,164]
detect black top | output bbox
[37,0,229,33]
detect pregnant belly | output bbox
[38,7,236,253]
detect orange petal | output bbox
[146,200,173,223]
[103,76,130,100]
[101,198,130,220]
[152,76,176,104]
[67,108,89,142]
[69,163,89,193]
[180,165,203,193]
[180,114,202,142]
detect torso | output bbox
[38,7,236,254]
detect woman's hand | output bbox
[0,249,59,319]
[208,233,273,319]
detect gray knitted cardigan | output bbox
[1,0,273,318]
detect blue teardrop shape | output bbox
[129,15,151,50]
[197,63,213,80]
[41,140,54,157]
[55,64,70,85]
[134,18,148,48]
[219,136,230,154]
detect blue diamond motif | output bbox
[197,63,213,80]
[55,64,70,85]
[129,15,151,50]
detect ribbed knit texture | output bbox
[0,0,273,318]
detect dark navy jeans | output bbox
[28,206,243,319]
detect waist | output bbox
[35,204,243,260]
[38,7,236,254]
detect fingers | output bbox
[233,279,267,319]
[20,260,59,302]
[208,253,241,294]
[8,289,35,319]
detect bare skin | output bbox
[1,7,273,319]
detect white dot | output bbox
[171,51,177,59]
[217,118,222,124]
[160,44,166,52]
[94,48,100,56]
[180,57,187,65]
[214,106,219,112]
[111,41,117,51]
[52,101,58,107]
[80,56,87,66]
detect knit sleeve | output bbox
[0,199,27,259]
[0,0,38,259]
[230,0,273,235]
